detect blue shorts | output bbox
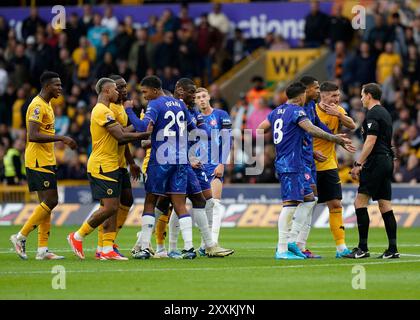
[279,172,306,202]
[186,165,202,195]
[145,164,187,195]
[193,167,211,192]
[304,162,317,185]
[203,164,224,183]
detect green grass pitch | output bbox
[1,226,420,300]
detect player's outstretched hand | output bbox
[130,163,141,181]
[62,136,77,150]
[335,133,352,147]
[342,143,357,153]
[213,164,224,178]
[313,150,328,162]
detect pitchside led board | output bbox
[1,186,420,228]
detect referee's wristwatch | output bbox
[353,161,362,168]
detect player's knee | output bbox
[103,203,119,217]
[328,200,342,210]
[44,197,58,210]
[190,194,206,208]
[378,202,392,214]
[120,192,133,207]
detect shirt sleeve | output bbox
[144,100,159,124]
[292,107,308,124]
[219,110,232,164]
[126,107,150,132]
[366,111,380,136]
[313,105,331,133]
[27,103,44,124]
[95,106,117,127]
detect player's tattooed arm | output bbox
[299,119,352,147]
[106,123,151,143]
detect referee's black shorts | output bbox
[316,169,342,203]
[358,154,393,201]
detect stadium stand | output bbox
[0,0,419,188]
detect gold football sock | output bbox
[329,208,345,246]
[20,202,51,237]
[38,215,51,248]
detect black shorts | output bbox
[120,168,132,190]
[88,169,122,200]
[316,169,342,203]
[358,154,393,201]
[26,166,57,192]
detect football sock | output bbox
[289,200,316,243]
[355,207,370,251]
[201,198,215,249]
[212,199,223,244]
[116,204,130,236]
[329,207,347,249]
[382,210,398,252]
[169,211,180,252]
[140,214,155,250]
[103,232,116,254]
[97,224,104,252]
[179,214,193,251]
[296,198,317,250]
[37,215,51,249]
[277,205,297,253]
[20,202,51,237]
[193,207,214,248]
[155,211,169,247]
[75,222,94,241]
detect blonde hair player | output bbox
[195,87,232,245]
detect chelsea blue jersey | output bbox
[201,109,232,165]
[268,103,308,173]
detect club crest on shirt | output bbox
[210,119,217,126]
[43,181,50,187]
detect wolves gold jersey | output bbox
[313,104,347,171]
[87,103,119,174]
[110,102,128,169]
[25,95,56,168]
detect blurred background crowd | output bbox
[0,0,419,186]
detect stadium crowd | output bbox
[0,1,419,185]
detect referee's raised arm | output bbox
[345,83,399,259]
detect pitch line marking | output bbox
[1,259,420,276]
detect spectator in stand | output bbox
[128,28,154,80]
[66,12,85,53]
[97,32,117,62]
[94,51,118,79]
[349,41,377,87]
[9,43,30,88]
[0,16,9,49]
[269,34,290,51]
[403,44,420,84]
[328,3,354,48]
[304,0,330,48]
[114,17,135,62]
[226,28,250,67]
[246,97,271,140]
[154,31,178,75]
[326,41,352,88]
[21,7,46,40]
[3,138,26,185]
[55,104,70,136]
[101,6,119,36]
[55,48,74,95]
[376,41,402,84]
[87,13,111,51]
[395,154,420,184]
[367,14,390,48]
[413,14,420,47]
[208,3,230,36]
[388,12,407,57]
[246,76,269,108]
[72,36,96,69]
[11,87,27,131]
[179,3,193,30]
[382,64,403,111]
[80,4,94,34]
[32,31,54,88]
[177,27,198,79]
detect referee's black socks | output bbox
[355,208,370,252]
[382,210,398,252]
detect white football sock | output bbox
[212,198,223,244]
[277,206,297,253]
[74,231,84,241]
[178,215,193,251]
[201,198,215,249]
[102,246,113,254]
[193,207,214,248]
[140,215,155,250]
[296,198,318,250]
[134,231,142,247]
[169,212,180,252]
[17,232,27,241]
[37,247,48,255]
[289,200,317,243]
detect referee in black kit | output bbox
[345,83,399,259]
